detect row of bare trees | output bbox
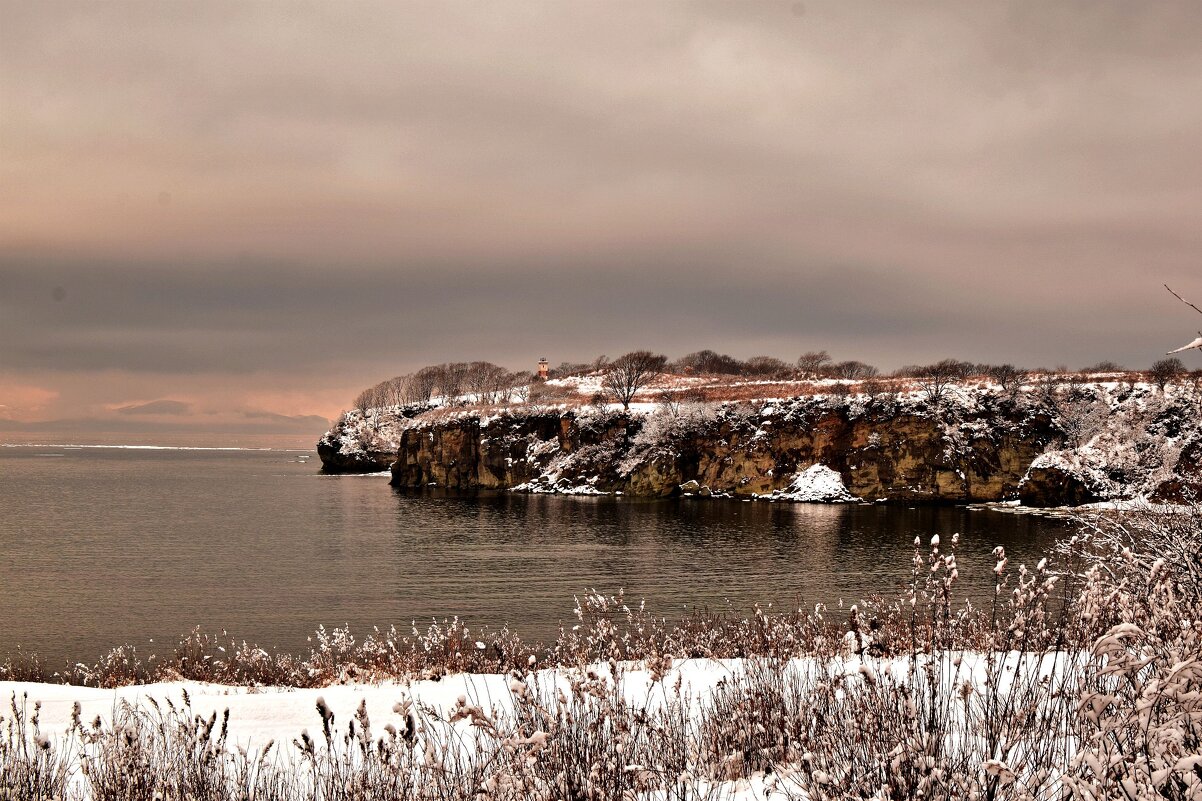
[353,361,534,409]
[352,352,674,413]
[667,349,879,380]
[353,352,1197,413]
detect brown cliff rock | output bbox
[390,401,1058,504]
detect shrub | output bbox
[1150,357,1186,390]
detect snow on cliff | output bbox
[767,464,860,503]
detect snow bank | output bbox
[765,464,860,503]
[1,662,709,750]
[3,661,791,798]
[1,652,1067,800]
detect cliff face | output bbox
[316,437,395,473]
[622,411,1052,503]
[388,398,1059,504]
[392,412,621,490]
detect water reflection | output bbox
[0,447,1066,666]
[381,489,1063,634]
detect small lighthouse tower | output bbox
[537,357,549,380]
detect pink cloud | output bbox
[0,384,60,421]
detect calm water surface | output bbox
[0,445,1067,666]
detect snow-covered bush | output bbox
[1057,508,1202,799]
[0,694,69,800]
[616,402,720,476]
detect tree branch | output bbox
[1165,284,1202,316]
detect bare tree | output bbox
[945,360,978,379]
[1023,369,1054,406]
[406,365,440,402]
[1081,360,1125,374]
[439,362,471,398]
[548,361,592,379]
[654,389,683,417]
[986,364,1023,394]
[504,371,534,404]
[1150,357,1185,390]
[915,359,963,407]
[353,384,384,411]
[603,350,667,411]
[463,361,511,404]
[743,355,792,378]
[829,360,878,380]
[903,359,974,380]
[382,375,406,405]
[672,350,744,375]
[1054,387,1108,448]
[796,350,831,378]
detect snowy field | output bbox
[1,651,1083,800]
[5,660,745,753]
[4,659,808,799]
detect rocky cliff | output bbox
[316,403,434,473]
[388,395,1058,503]
[320,381,1202,506]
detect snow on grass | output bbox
[1,660,712,750]
[2,660,796,799]
[0,651,1077,800]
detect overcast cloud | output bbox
[2,1,1201,439]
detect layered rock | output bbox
[316,438,396,473]
[387,397,1058,504]
[1018,465,1103,507]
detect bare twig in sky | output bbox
[1164,284,1202,353]
[1165,283,1202,315]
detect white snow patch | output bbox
[0,652,1077,801]
[768,464,859,503]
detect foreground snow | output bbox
[10,660,737,750]
[3,652,1080,801]
[4,659,800,799]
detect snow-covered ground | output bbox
[4,660,801,799]
[0,651,1075,800]
[6,661,724,752]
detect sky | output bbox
[2,1,1202,442]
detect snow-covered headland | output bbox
[316,402,435,473]
[319,374,1202,507]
